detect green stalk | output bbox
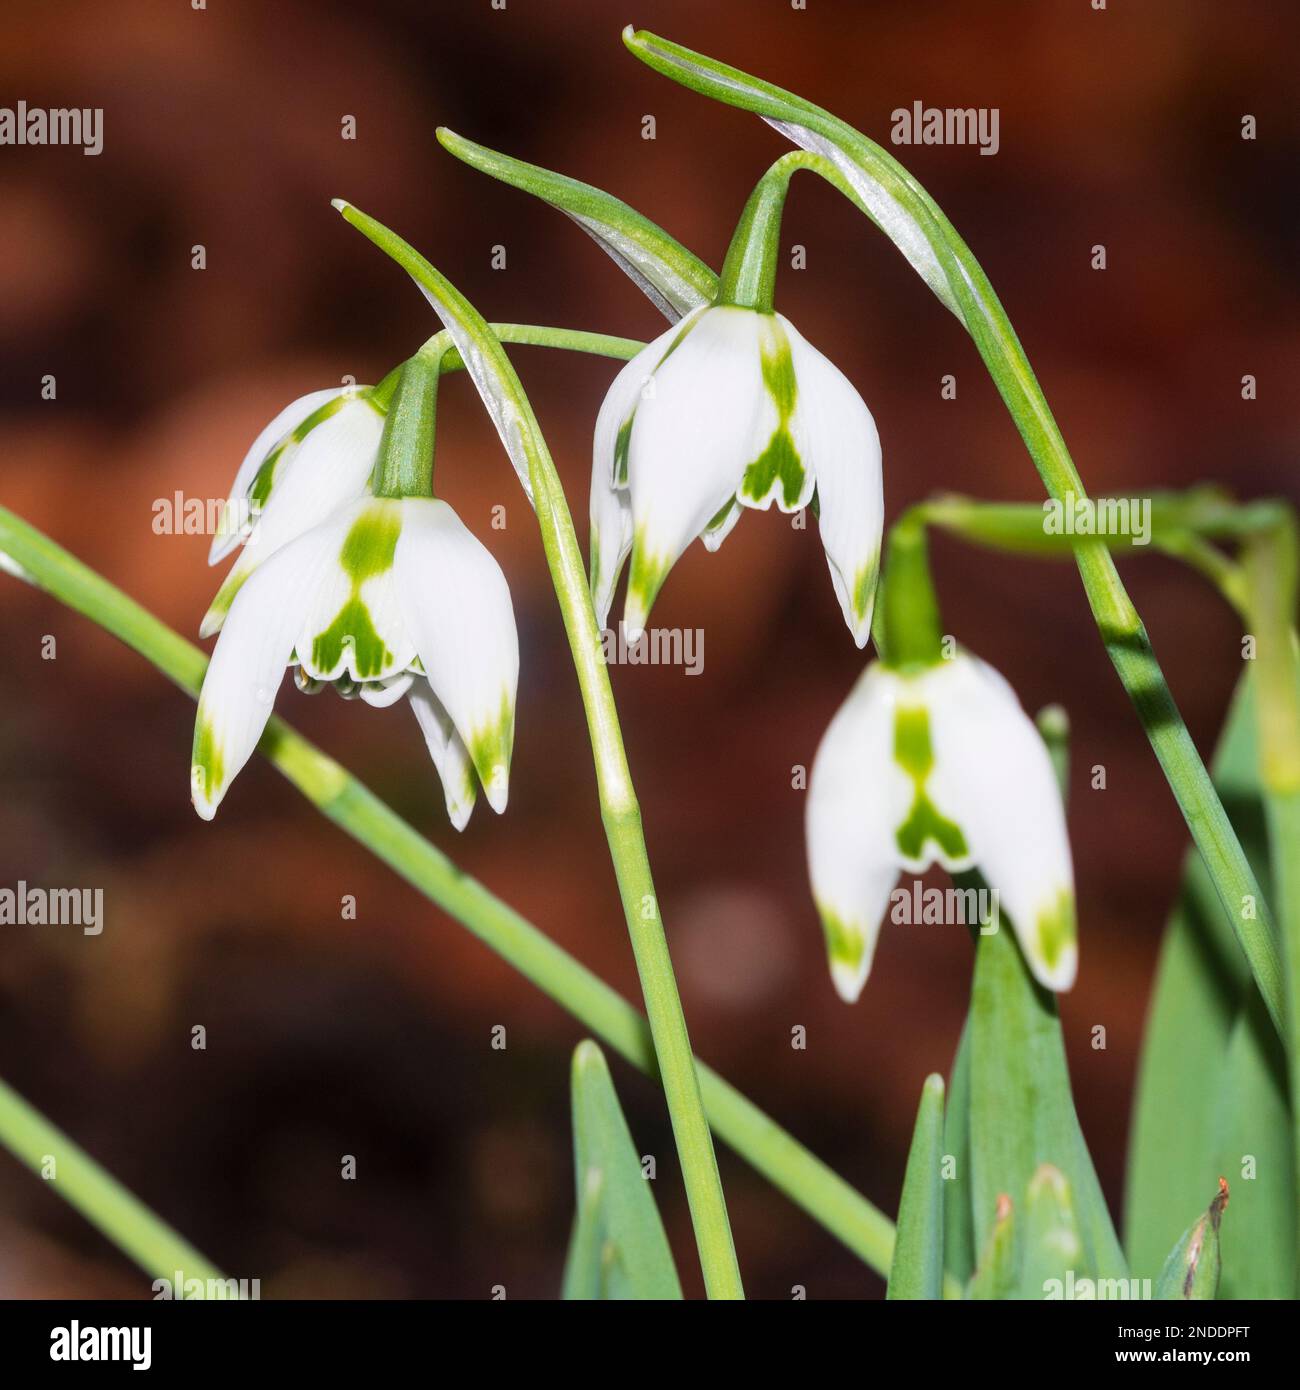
[330,204,743,1296]
[0,503,928,1286]
[0,1075,224,1288]
[622,26,1285,1040]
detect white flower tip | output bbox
[1022,890,1078,992]
[330,198,351,214]
[447,798,474,833]
[198,606,224,641]
[483,774,509,816]
[621,24,637,43]
[190,766,219,822]
[830,955,869,1005]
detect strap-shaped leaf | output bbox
[942,1021,975,1286]
[334,200,545,504]
[562,1041,683,1300]
[968,906,1127,1283]
[1126,670,1296,1296]
[886,1074,945,1300]
[437,128,718,323]
[623,27,972,322]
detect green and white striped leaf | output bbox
[437,128,719,323]
[886,1073,945,1300]
[561,1041,683,1301]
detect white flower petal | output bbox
[806,664,913,1001]
[588,340,667,626]
[700,496,742,552]
[201,396,384,638]
[191,527,336,820]
[358,672,415,709]
[209,388,345,565]
[408,680,478,830]
[784,319,883,649]
[624,306,766,638]
[394,499,519,814]
[925,654,1078,990]
[733,314,815,516]
[295,499,415,683]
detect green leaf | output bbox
[333,199,547,504]
[942,1021,975,1286]
[886,1074,945,1300]
[1155,1182,1229,1300]
[437,128,718,323]
[1125,672,1296,1296]
[967,1193,1016,1300]
[1019,1164,1083,1300]
[968,892,1127,1283]
[562,1041,683,1300]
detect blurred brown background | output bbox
[0,0,1296,1299]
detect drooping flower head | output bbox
[590,304,883,646]
[193,358,519,829]
[806,648,1077,1000]
[202,385,387,637]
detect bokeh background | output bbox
[1,0,1297,1299]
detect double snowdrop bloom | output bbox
[806,650,1077,1000]
[202,386,387,638]
[193,392,519,830]
[589,304,883,645]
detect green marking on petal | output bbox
[739,317,806,509]
[851,549,881,624]
[705,495,737,532]
[191,715,225,803]
[248,449,282,512]
[309,502,402,679]
[468,690,515,800]
[613,413,634,486]
[1035,890,1076,971]
[203,569,246,631]
[893,705,969,863]
[626,527,673,628]
[818,904,864,972]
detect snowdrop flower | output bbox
[201,386,387,638]
[589,304,883,645]
[192,494,518,830]
[806,649,1077,1000]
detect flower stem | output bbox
[0,1074,224,1288]
[310,205,745,1296]
[0,504,937,1289]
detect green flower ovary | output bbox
[310,504,401,680]
[893,704,968,863]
